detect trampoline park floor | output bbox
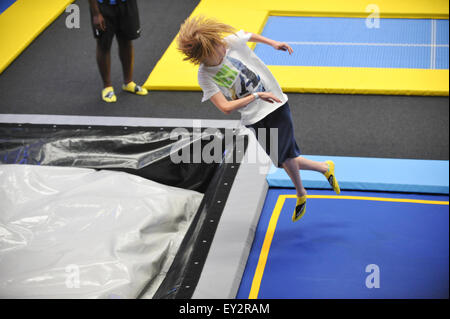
[238,188,449,299]
[0,0,449,304]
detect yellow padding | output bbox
[271,67,449,96]
[144,7,268,91]
[0,0,74,74]
[144,0,449,96]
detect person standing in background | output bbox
[89,0,148,103]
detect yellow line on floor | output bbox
[248,193,449,299]
[284,194,449,205]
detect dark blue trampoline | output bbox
[237,188,449,299]
[0,0,15,14]
[254,16,449,69]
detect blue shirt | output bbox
[98,0,126,4]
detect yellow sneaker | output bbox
[122,81,148,96]
[102,86,117,103]
[292,195,307,222]
[324,160,340,194]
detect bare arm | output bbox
[210,91,281,115]
[248,32,293,54]
[88,0,100,14]
[88,0,106,31]
[208,31,288,115]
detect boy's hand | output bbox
[272,41,293,55]
[257,92,282,104]
[93,13,106,31]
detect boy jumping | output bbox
[177,16,340,221]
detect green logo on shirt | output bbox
[213,65,238,88]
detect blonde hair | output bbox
[177,16,235,65]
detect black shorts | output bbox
[90,0,141,48]
[246,102,301,168]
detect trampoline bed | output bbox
[238,188,449,299]
[255,16,449,69]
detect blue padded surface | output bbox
[0,0,15,14]
[436,19,449,45]
[237,188,449,299]
[266,155,449,194]
[254,16,449,69]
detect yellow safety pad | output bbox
[270,66,449,96]
[143,0,449,96]
[0,0,74,74]
[144,7,268,91]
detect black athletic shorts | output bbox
[246,102,301,168]
[90,0,141,48]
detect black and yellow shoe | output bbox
[292,195,307,222]
[122,81,148,96]
[102,86,117,103]
[324,160,340,194]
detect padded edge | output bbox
[192,127,272,299]
[267,155,449,194]
[143,0,449,96]
[0,0,74,74]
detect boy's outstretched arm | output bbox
[210,91,282,115]
[248,32,293,54]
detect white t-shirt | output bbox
[197,30,288,126]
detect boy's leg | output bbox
[96,40,112,89]
[117,37,147,95]
[282,157,306,197]
[295,156,328,174]
[91,1,116,102]
[96,38,117,103]
[295,156,341,195]
[92,3,114,89]
[117,37,134,85]
[117,0,147,95]
[282,157,308,222]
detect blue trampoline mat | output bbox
[0,0,15,14]
[238,188,449,299]
[255,16,449,69]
